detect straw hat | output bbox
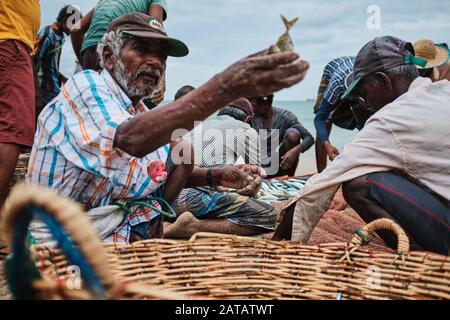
[413,39,449,69]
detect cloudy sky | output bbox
[41,0,450,100]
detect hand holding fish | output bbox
[215,51,309,100]
[235,164,266,196]
[212,14,307,100]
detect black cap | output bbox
[342,36,427,100]
[107,12,189,57]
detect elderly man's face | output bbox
[112,37,168,99]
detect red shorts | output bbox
[0,40,35,147]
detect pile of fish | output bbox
[257,178,307,204]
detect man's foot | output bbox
[163,221,172,230]
[164,212,198,239]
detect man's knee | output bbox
[342,175,370,206]
[284,129,301,147]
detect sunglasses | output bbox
[248,96,270,103]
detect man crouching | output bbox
[26,13,309,245]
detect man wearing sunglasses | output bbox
[281,36,449,255]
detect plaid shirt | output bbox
[27,69,170,243]
[322,56,355,105]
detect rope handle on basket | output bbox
[0,183,116,299]
[350,218,410,255]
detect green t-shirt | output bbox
[81,0,168,53]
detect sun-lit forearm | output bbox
[114,75,235,158]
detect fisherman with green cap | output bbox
[27,13,309,245]
[276,36,450,256]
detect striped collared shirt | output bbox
[322,56,355,105]
[27,69,169,243]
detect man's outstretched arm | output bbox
[115,52,309,158]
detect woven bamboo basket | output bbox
[10,152,30,188]
[2,183,450,300]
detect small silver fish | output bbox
[268,15,299,54]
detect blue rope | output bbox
[7,205,108,299]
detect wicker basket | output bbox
[2,183,450,300]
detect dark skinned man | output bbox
[27,13,309,245]
[71,0,167,105]
[275,36,449,256]
[162,89,276,239]
[0,0,41,251]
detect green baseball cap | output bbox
[107,12,189,57]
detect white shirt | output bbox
[292,77,450,242]
[186,115,260,167]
